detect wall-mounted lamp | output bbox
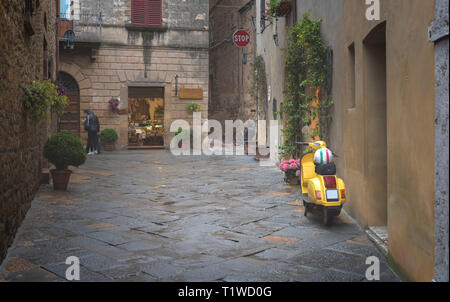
[273,18,279,46]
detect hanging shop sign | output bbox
[179,88,203,100]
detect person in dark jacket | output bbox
[83,109,101,155]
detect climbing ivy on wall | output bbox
[280,14,333,159]
[252,55,268,121]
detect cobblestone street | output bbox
[0,151,399,282]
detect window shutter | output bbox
[132,0,161,26]
[147,0,162,26]
[131,0,146,26]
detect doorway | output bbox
[364,22,387,237]
[57,71,80,137]
[128,87,165,149]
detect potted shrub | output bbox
[100,128,118,151]
[280,159,300,184]
[44,131,87,190]
[266,0,291,18]
[187,101,201,113]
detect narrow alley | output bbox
[0,151,399,282]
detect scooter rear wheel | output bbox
[303,200,308,217]
[323,207,333,226]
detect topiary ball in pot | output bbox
[99,128,118,151]
[44,131,87,190]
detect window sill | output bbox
[125,24,168,32]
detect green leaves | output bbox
[187,102,201,113]
[44,131,86,170]
[23,79,69,123]
[279,14,333,160]
[99,128,118,143]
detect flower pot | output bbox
[50,169,72,191]
[284,170,299,185]
[104,141,115,151]
[285,176,299,185]
[275,1,291,17]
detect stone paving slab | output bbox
[0,150,400,282]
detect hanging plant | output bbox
[108,97,120,113]
[23,79,69,122]
[187,101,201,113]
[266,0,291,18]
[280,13,333,159]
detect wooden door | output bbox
[57,72,80,137]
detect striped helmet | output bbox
[314,148,334,165]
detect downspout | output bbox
[429,0,449,283]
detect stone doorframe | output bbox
[119,81,173,149]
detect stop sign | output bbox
[233,30,250,47]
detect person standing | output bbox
[83,109,101,155]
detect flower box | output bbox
[274,1,291,17]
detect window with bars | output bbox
[131,0,162,27]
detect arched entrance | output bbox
[57,71,80,137]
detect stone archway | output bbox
[58,62,92,141]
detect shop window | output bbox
[128,87,165,148]
[131,0,162,27]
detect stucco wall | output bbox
[293,0,344,184]
[256,0,344,163]
[255,0,292,160]
[341,0,436,281]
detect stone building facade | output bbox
[209,0,256,129]
[256,0,448,281]
[58,0,209,149]
[0,0,58,263]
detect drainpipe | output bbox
[429,0,449,283]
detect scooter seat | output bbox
[315,163,336,175]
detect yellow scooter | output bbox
[296,141,346,226]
